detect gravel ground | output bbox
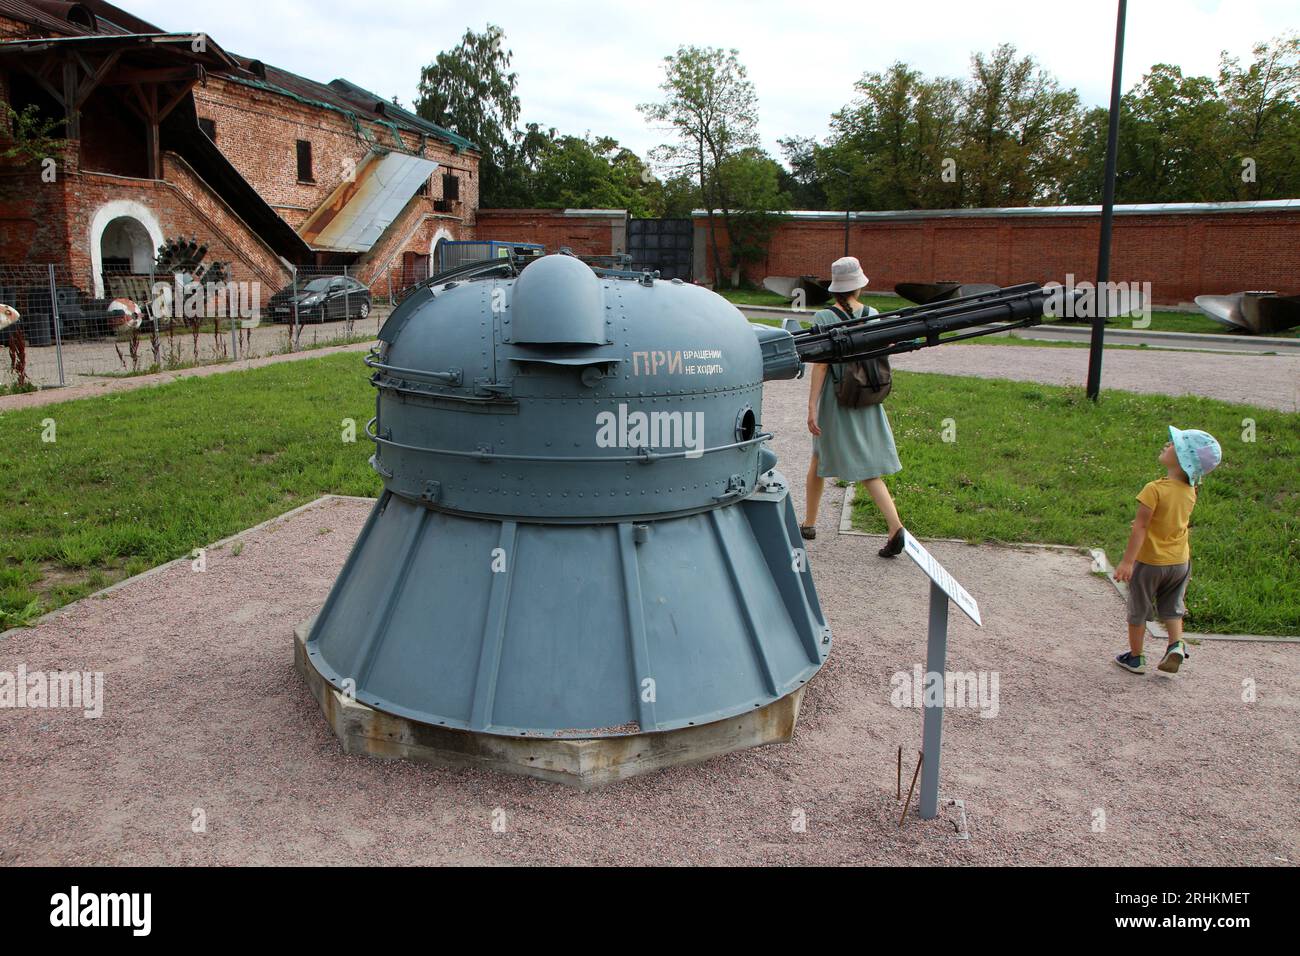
[1,377,1296,866]
[892,343,1300,412]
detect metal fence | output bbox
[436,240,544,273]
[0,263,392,392]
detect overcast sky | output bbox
[130,0,1296,163]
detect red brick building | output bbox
[0,0,480,299]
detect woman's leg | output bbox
[804,453,825,526]
[860,477,903,535]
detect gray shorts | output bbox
[1127,561,1191,625]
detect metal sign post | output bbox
[901,532,983,820]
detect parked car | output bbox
[268,276,371,323]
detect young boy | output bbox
[1113,426,1222,675]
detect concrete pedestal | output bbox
[295,619,807,790]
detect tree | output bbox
[1,103,63,164]
[714,148,790,281]
[639,46,765,285]
[529,134,659,216]
[816,62,963,210]
[955,44,1084,206]
[776,135,826,209]
[1061,33,1300,203]
[415,25,521,207]
[1217,32,1300,200]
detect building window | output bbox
[442,172,460,201]
[198,118,216,142]
[296,140,314,183]
[417,177,429,197]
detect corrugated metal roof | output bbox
[328,79,478,153]
[223,63,477,154]
[0,0,92,35]
[0,0,157,37]
[0,31,239,71]
[301,150,440,253]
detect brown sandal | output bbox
[799,526,816,541]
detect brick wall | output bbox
[192,77,478,232]
[0,15,35,39]
[0,146,72,263]
[356,202,469,297]
[697,207,1300,305]
[474,209,625,257]
[0,142,291,293]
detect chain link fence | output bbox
[1,263,393,392]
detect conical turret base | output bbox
[302,473,829,745]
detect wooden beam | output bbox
[72,49,123,109]
[13,59,67,107]
[129,83,153,121]
[145,85,160,179]
[115,86,148,124]
[102,66,202,86]
[157,80,196,123]
[61,59,80,139]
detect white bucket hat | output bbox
[827,256,869,293]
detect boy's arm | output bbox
[807,362,828,436]
[1114,503,1154,582]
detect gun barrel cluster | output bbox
[757,283,1051,380]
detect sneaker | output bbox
[1114,651,1146,674]
[1158,641,1187,674]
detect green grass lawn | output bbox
[850,372,1300,636]
[0,353,1295,635]
[717,288,1299,338]
[0,353,379,627]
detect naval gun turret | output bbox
[297,254,1049,787]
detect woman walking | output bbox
[800,256,906,557]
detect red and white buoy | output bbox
[107,297,143,332]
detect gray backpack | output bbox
[827,305,892,407]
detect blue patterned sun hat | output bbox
[1168,426,1221,485]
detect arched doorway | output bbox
[430,226,453,273]
[89,200,164,296]
[100,218,152,275]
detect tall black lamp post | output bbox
[1086,0,1128,401]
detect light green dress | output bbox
[811,304,902,481]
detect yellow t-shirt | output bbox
[1135,477,1197,565]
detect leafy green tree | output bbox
[1063,33,1300,203]
[955,44,1084,206]
[647,172,701,218]
[1217,32,1300,200]
[639,46,767,285]
[816,62,963,210]
[529,134,658,216]
[415,25,521,207]
[715,148,790,280]
[776,135,826,209]
[1,103,63,164]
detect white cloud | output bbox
[129,0,1297,163]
